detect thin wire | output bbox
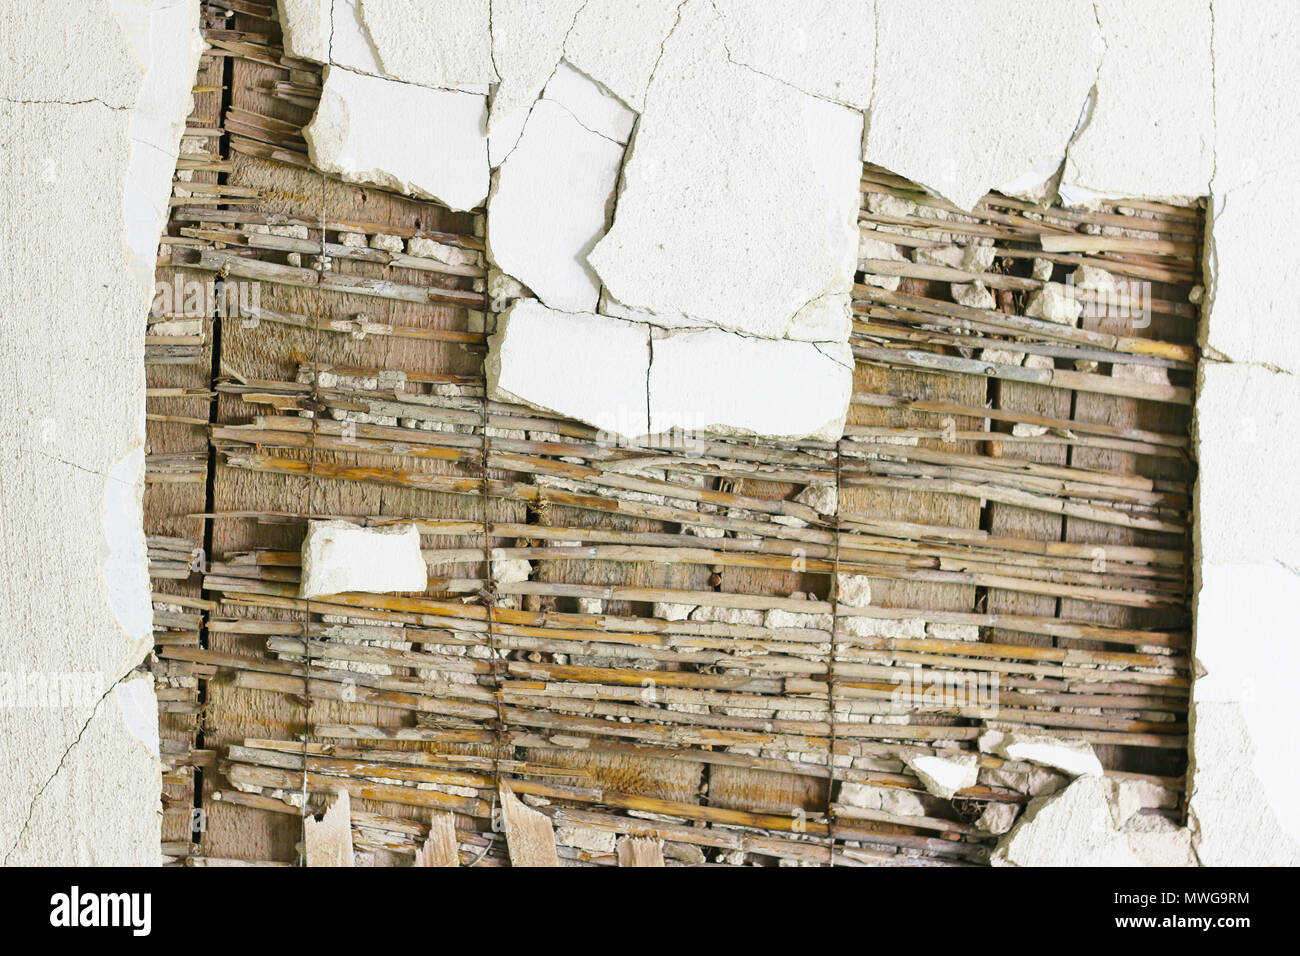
[298,169,327,853]
[479,276,505,864]
[826,437,844,867]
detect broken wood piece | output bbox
[617,836,666,867]
[500,784,559,867]
[303,789,354,867]
[413,812,459,867]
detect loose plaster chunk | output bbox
[975,801,1019,835]
[647,331,852,441]
[904,753,979,799]
[836,573,872,608]
[987,732,1103,778]
[487,299,651,437]
[794,483,838,517]
[588,1,862,341]
[300,520,427,598]
[1024,282,1082,326]
[487,98,624,313]
[305,66,489,212]
[840,782,926,817]
[951,282,995,310]
[858,235,906,291]
[866,0,1101,210]
[993,776,1140,867]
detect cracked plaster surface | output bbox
[0,0,200,864]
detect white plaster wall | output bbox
[0,0,202,865]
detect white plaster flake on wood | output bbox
[647,331,852,441]
[305,66,489,210]
[904,753,978,799]
[487,300,652,437]
[300,520,427,598]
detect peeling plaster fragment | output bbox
[1107,776,1177,829]
[556,823,617,855]
[102,446,152,665]
[300,520,427,598]
[1059,0,1213,205]
[589,1,862,341]
[951,282,995,310]
[277,0,331,62]
[712,0,874,107]
[113,671,160,759]
[866,0,1101,210]
[904,753,978,799]
[992,733,1103,778]
[122,0,204,288]
[487,299,652,437]
[488,99,623,313]
[563,0,684,111]
[857,235,905,291]
[647,331,852,441]
[1195,363,1300,567]
[358,0,496,88]
[975,801,1018,835]
[544,62,637,144]
[488,0,586,145]
[1203,178,1300,375]
[654,602,695,622]
[1124,814,1198,867]
[330,0,385,74]
[305,66,489,211]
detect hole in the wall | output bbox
[138,5,1207,865]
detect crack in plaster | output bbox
[1,674,127,865]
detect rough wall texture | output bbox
[1,0,1296,864]
[0,0,202,864]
